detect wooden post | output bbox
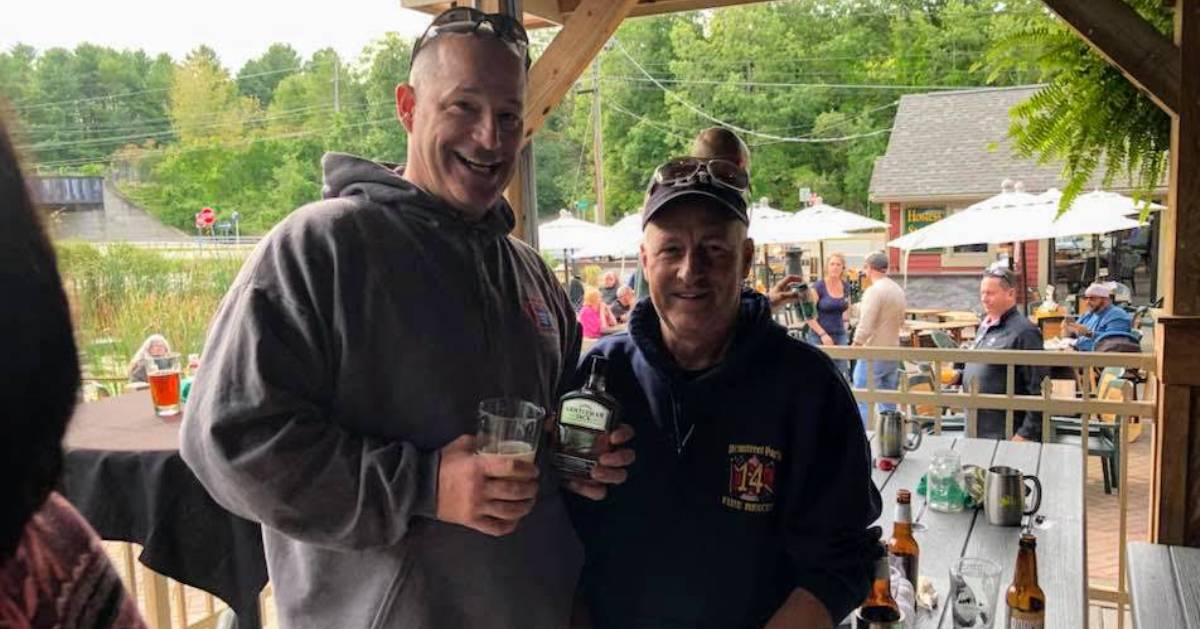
[1040,0,1181,115]
[504,0,637,243]
[1154,0,1200,546]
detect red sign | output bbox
[200,207,216,226]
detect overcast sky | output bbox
[2,0,433,70]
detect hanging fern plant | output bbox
[983,0,1172,216]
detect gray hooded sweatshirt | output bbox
[181,153,583,628]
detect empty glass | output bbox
[949,557,1002,628]
[928,449,965,513]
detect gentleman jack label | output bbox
[554,356,620,479]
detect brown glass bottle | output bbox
[1005,533,1046,628]
[554,356,621,479]
[888,489,920,588]
[859,543,902,624]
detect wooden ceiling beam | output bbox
[1041,0,1180,116]
[521,0,639,141]
[557,0,763,20]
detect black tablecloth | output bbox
[59,391,267,628]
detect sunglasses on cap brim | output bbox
[652,157,750,196]
[411,7,531,70]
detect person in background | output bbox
[1065,282,1133,351]
[599,271,620,306]
[579,287,619,339]
[609,285,636,323]
[953,267,1047,441]
[691,126,750,174]
[851,251,907,428]
[804,252,851,379]
[126,333,172,383]
[568,273,586,311]
[0,115,145,627]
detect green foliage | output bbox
[237,43,302,107]
[984,0,1171,212]
[6,0,1167,234]
[56,242,248,378]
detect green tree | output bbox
[237,43,302,107]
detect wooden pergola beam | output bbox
[558,0,762,20]
[521,0,639,141]
[1041,0,1181,116]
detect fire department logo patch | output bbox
[526,297,556,333]
[723,444,781,513]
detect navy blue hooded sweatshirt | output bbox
[567,291,883,629]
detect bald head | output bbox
[396,33,527,219]
[409,33,526,92]
[691,127,750,173]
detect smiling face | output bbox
[640,200,754,347]
[396,34,525,219]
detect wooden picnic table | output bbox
[907,308,949,321]
[1127,542,1200,627]
[859,434,1085,628]
[903,320,978,346]
[937,310,981,324]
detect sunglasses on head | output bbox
[652,157,750,196]
[411,7,531,70]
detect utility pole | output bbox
[590,59,606,225]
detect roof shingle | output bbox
[868,85,1135,202]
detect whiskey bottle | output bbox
[554,356,621,480]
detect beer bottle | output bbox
[1006,533,1046,628]
[888,489,920,588]
[859,543,902,624]
[554,356,621,480]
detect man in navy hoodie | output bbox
[567,157,883,629]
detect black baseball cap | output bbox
[641,178,749,229]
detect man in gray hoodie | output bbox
[182,8,629,628]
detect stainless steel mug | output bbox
[984,466,1042,527]
[878,410,922,458]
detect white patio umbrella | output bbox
[539,209,614,281]
[538,209,613,251]
[886,189,1144,251]
[748,202,850,244]
[574,211,643,259]
[790,203,888,234]
[1067,189,1164,217]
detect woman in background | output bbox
[578,287,619,340]
[805,253,851,379]
[0,114,145,627]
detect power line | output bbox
[9,63,308,112]
[600,75,991,91]
[19,102,373,152]
[612,38,896,145]
[31,115,398,169]
[604,101,695,143]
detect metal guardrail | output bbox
[822,345,1152,629]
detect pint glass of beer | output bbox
[476,398,545,463]
[145,352,182,418]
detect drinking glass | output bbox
[949,557,1002,628]
[145,352,182,418]
[476,398,545,462]
[928,449,965,513]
